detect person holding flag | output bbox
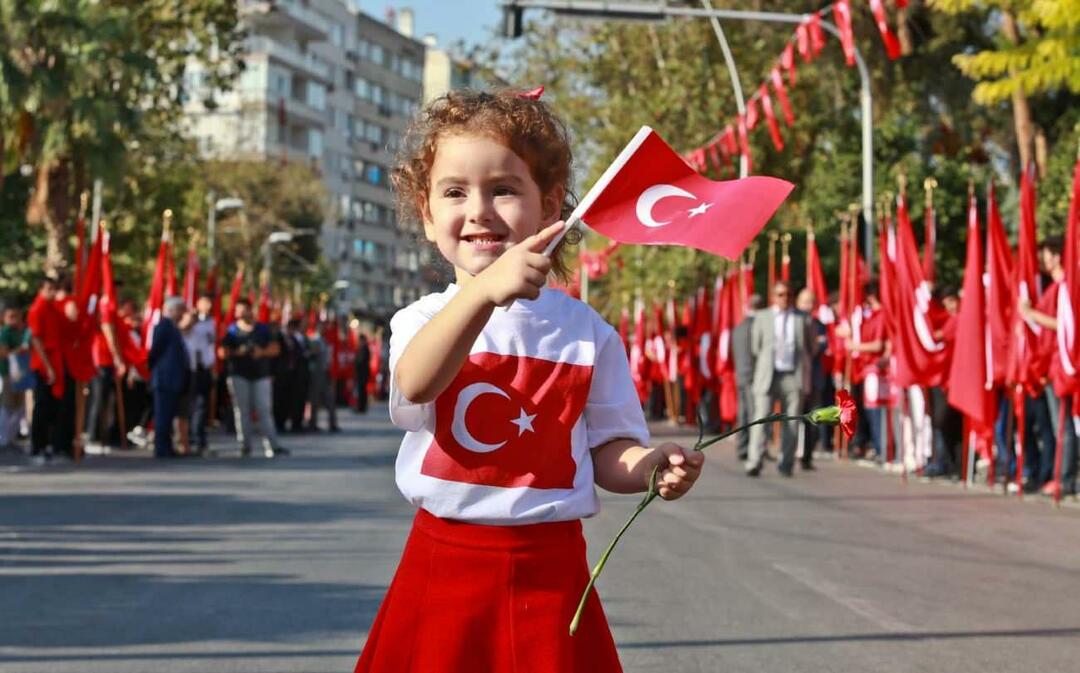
[351,88,792,672]
[1018,236,1075,495]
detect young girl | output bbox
[355,89,705,673]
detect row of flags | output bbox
[682,0,907,176]
[596,154,1080,497]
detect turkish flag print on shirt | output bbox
[423,352,590,490]
[578,127,793,259]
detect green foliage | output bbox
[930,0,1080,104]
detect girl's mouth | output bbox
[462,234,507,251]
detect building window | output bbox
[364,163,384,186]
[270,69,290,97]
[330,25,344,47]
[307,82,326,111]
[371,43,384,66]
[365,123,382,144]
[354,76,369,100]
[371,83,384,105]
[308,129,323,158]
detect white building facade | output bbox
[184,0,437,318]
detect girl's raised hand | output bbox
[477,221,564,306]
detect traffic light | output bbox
[502,3,524,39]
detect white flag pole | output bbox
[542,126,655,257]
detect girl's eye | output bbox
[494,185,518,197]
[443,188,465,198]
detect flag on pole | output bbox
[891,191,948,387]
[1009,165,1044,394]
[571,127,792,259]
[923,191,937,284]
[1053,157,1080,395]
[102,228,148,377]
[143,227,171,348]
[807,228,831,322]
[985,182,1014,387]
[948,194,995,428]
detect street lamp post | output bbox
[502,0,876,263]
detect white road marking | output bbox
[772,563,913,632]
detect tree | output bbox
[0,0,244,273]
[929,0,1080,175]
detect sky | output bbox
[357,1,505,50]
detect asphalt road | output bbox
[1,406,1078,673]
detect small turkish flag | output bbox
[576,127,793,260]
[422,353,591,490]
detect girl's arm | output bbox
[592,438,704,501]
[395,222,563,404]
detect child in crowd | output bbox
[354,89,705,673]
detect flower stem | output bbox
[569,412,806,635]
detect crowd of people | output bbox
[0,275,389,462]
[2,235,1077,501]
[632,235,1076,499]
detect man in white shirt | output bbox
[184,295,217,454]
[747,281,812,477]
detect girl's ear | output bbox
[419,195,437,243]
[541,185,566,225]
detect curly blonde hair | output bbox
[392,89,581,281]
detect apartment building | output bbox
[183,0,437,318]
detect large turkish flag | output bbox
[422,353,592,490]
[578,127,793,259]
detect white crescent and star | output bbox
[451,382,538,454]
[635,184,712,228]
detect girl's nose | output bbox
[466,193,495,224]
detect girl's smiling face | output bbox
[422,133,562,283]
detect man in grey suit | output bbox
[747,280,812,477]
[732,294,763,461]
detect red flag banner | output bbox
[575,127,793,259]
[770,67,795,126]
[923,195,937,283]
[807,229,830,321]
[948,195,995,428]
[736,115,752,174]
[745,96,760,131]
[1053,158,1080,395]
[759,84,784,151]
[808,13,826,57]
[869,0,902,60]
[892,192,948,387]
[781,43,796,86]
[796,22,811,62]
[986,182,1014,387]
[1009,165,1044,393]
[143,232,170,347]
[833,0,857,67]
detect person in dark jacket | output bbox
[148,297,191,458]
[732,294,762,461]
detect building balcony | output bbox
[247,37,331,83]
[240,0,330,42]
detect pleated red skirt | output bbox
[354,508,623,673]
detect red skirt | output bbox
[355,508,623,673]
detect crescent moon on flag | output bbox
[636,184,698,228]
[452,382,510,453]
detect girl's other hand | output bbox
[476,221,564,306]
[651,442,705,501]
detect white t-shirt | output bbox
[389,285,649,525]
